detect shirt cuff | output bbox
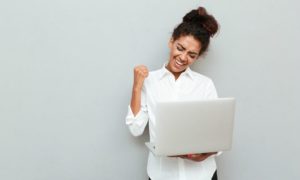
[125,105,149,137]
[215,151,223,156]
[125,105,143,125]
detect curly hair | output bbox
[172,7,219,55]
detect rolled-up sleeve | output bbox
[125,86,149,137]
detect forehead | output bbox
[175,35,201,52]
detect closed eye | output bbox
[177,46,184,51]
[189,55,196,59]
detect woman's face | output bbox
[166,35,201,78]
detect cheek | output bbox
[171,49,181,58]
[188,59,197,65]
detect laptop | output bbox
[145,97,235,156]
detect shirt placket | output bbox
[178,158,186,180]
[174,77,181,101]
[175,77,187,180]
[169,75,178,100]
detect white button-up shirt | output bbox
[126,64,220,180]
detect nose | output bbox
[179,52,188,62]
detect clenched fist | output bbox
[133,65,149,90]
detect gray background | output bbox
[0,0,299,179]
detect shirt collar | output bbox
[158,63,194,81]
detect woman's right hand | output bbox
[133,65,149,90]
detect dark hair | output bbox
[172,7,219,55]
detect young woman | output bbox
[126,7,220,180]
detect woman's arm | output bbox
[130,65,148,115]
[125,65,149,137]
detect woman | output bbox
[126,6,220,180]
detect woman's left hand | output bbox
[184,152,217,162]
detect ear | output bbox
[168,38,174,49]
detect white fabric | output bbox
[126,64,221,180]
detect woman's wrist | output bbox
[132,85,143,93]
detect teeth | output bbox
[176,60,183,66]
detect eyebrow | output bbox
[177,43,199,55]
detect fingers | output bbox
[169,155,186,158]
[184,153,216,162]
[194,152,217,156]
[134,65,149,78]
[169,154,188,158]
[169,153,216,162]
[189,154,207,162]
[133,65,149,89]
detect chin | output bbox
[173,67,186,74]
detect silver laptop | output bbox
[145,97,235,156]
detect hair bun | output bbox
[197,7,207,16]
[182,6,218,37]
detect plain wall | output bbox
[0,0,299,179]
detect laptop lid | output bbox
[149,97,235,156]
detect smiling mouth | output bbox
[175,59,185,67]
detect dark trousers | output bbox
[212,171,218,180]
[149,170,218,180]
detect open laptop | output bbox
[145,97,235,156]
